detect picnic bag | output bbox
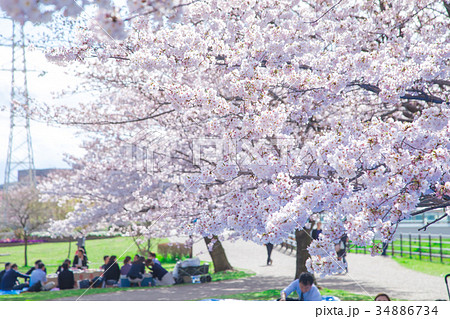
[27,281,42,292]
[78,279,90,289]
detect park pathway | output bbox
[55,238,448,301]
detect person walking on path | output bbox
[336,234,349,273]
[265,243,273,265]
[312,222,323,240]
[77,236,86,254]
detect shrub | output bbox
[157,242,191,261]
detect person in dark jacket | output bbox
[72,249,88,269]
[100,255,110,270]
[56,259,71,274]
[311,222,323,240]
[102,255,120,285]
[0,264,30,290]
[127,256,145,286]
[0,262,11,286]
[58,262,75,290]
[145,259,174,286]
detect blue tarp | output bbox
[322,295,341,301]
[0,289,26,295]
[201,296,341,301]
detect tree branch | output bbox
[61,109,175,126]
[418,213,448,231]
[410,202,450,216]
[351,82,445,104]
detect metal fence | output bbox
[280,233,450,262]
[349,234,450,262]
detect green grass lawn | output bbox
[392,256,450,277]
[347,252,450,277]
[0,269,254,301]
[204,287,377,301]
[0,237,168,273]
[348,237,450,278]
[0,237,254,301]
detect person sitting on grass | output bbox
[127,256,146,286]
[374,293,391,301]
[279,272,322,301]
[145,258,175,286]
[100,255,110,270]
[25,259,46,284]
[58,262,75,290]
[26,259,45,277]
[120,256,132,276]
[72,249,88,269]
[29,262,55,292]
[103,255,121,286]
[56,259,71,274]
[0,262,11,286]
[0,264,30,291]
[149,252,161,265]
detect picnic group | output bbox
[0,247,175,293]
[1,245,394,301]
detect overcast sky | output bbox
[0,19,85,184]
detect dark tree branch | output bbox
[304,0,344,24]
[351,82,445,104]
[410,201,450,216]
[418,213,448,231]
[61,109,175,126]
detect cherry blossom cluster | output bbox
[0,0,83,24]
[23,0,450,277]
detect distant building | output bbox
[17,168,70,183]
[0,168,71,192]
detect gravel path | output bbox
[55,238,448,301]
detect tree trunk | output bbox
[24,234,28,267]
[204,236,233,273]
[189,236,193,258]
[68,238,72,259]
[294,228,313,279]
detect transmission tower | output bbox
[2,19,36,222]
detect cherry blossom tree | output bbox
[4,185,67,266]
[39,126,235,271]
[8,0,450,277]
